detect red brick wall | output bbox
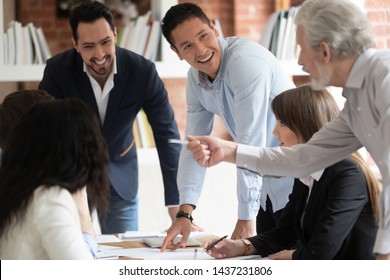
[365,0,390,49]
[233,0,273,42]
[16,0,390,136]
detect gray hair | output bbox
[294,0,375,58]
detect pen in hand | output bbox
[203,235,228,252]
[168,138,209,147]
[168,139,189,145]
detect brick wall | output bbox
[365,0,390,49]
[16,0,390,136]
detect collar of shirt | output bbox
[299,169,325,189]
[345,48,377,89]
[83,56,117,124]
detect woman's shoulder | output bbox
[323,157,366,181]
[328,157,359,170]
[33,185,70,198]
[32,186,74,213]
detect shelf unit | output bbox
[0,0,190,82]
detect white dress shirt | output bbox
[299,169,324,228]
[84,58,117,124]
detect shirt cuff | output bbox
[237,201,259,220]
[166,205,180,208]
[374,228,390,254]
[82,233,98,260]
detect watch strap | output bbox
[176,210,193,223]
[240,239,251,255]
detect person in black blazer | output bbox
[39,1,181,234]
[197,85,380,259]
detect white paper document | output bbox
[118,231,165,240]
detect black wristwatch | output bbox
[176,210,193,223]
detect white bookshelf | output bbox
[0,0,189,82]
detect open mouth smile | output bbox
[197,52,214,63]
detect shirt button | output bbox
[367,133,372,138]
[357,107,361,111]
[243,164,248,168]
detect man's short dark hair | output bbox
[161,3,211,49]
[69,0,115,42]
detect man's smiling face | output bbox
[170,17,221,81]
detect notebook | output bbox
[143,236,201,248]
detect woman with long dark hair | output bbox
[0,99,110,259]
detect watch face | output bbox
[241,239,251,255]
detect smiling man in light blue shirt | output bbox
[161,3,294,250]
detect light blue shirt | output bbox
[82,233,97,260]
[178,37,294,220]
[236,48,390,253]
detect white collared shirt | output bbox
[84,57,117,124]
[299,169,325,191]
[299,169,324,228]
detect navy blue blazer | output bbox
[248,158,377,259]
[39,47,181,205]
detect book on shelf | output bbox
[261,6,300,61]
[119,19,135,49]
[132,119,142,148]
[275,9,288,59]
[143,19,161,61]
[36,27,52,62]
[117,10,161,62]
[6,25,15,65]
[135,109,155,148]
[136,22,151,56]
[2,21,50,65]
[125,11,152,54]
[3,32,8,65]
[12,21,24,65]
[22,25,33,65]
[27,22,43,64]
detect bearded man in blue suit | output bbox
[39,1,181,234]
